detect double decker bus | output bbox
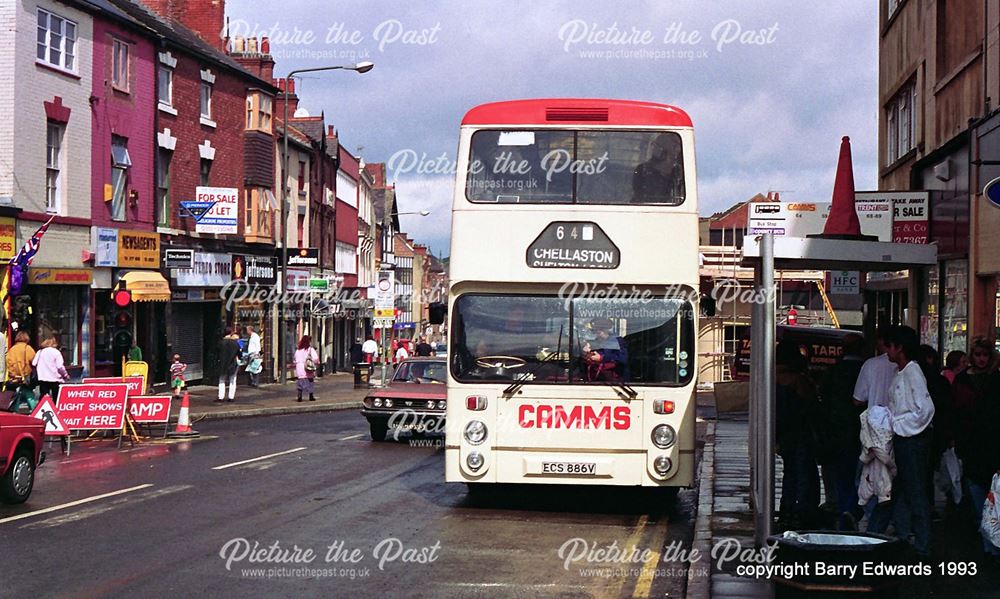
[445,99,700,491]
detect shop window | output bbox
[110,135,131,222]
[941,260,968,354]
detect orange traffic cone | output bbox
[167,391,199,438]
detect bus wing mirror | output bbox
[428,302,447,325]
[700,294,716,317]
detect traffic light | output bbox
[111,281,134,360]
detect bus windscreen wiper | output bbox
[503,325,563,396]
[605,381,638,400]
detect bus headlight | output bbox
[654,456,673,475]
[651,424,676,449]
[466,452,485,471]
[464,420,487,445]
[373,398,383,408]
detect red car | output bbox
[1,412,46,503]
[362,357,447,441]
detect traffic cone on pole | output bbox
[810,136,876,241]
[167,391,199,438]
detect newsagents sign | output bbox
[526,221,620,269]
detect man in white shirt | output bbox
[362,336,379,367]
[883,325,935,558]
[245,326,262,387]
[395,344,410,362]
[853,328,898,408]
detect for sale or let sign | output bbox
[56,384,130,430]
[194,186,239,234]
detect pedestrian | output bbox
[391,338,400,365]
[415,335,434,357]
[919,344,955,510]
[293,335,319,402]
[350,337,364,365]
[169,353,187,402]
[952,337,1000,557]
[941,350,967,385]
[127,340,143,362]
[884,325,936,558]
[32,336,70,401]
[854,327,900,532]
[5,331,36,412]
[775,339,821,529]
[819,333,866,530]
[216,327,241,403]
[245,325,262,388]
[395,341,410,363]
[362,335,378,366]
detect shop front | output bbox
[230,254,277,383]
[166,250,231,383]
[18,267,93,381]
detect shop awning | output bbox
[119,271,171,302]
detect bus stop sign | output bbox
[526,221,620,269]
[985,176,1000,208]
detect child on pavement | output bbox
[169,354,187,401]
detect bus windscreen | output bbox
[450,294,695,386]
[465,130,685,205]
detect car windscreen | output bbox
[393,361,447,383]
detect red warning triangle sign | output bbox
[29,395,69,436]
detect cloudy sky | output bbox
[227,0,879,256]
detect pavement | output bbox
[690,391,1000,599]
[170,372,369,422]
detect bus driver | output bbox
[581,318,629,382]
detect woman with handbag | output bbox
[293,335,319,402]
[6,332,36,412]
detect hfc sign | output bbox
[829,271,860,295]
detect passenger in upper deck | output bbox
[632,132,685,204]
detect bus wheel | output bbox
[369,421,389,442]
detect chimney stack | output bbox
[141,0,228,52]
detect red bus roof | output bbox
[461,98,692,128]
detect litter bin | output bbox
[767,531,908,599]
[353,363,370,389]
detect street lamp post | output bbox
[279,61,373,384]
[378,209,430,386]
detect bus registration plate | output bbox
[541,461,597,475]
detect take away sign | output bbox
[56,384,130,430]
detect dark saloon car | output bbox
[362,357,447,441]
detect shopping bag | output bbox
[940,448,963,504]
[981,472,1000,549]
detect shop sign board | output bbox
[232,255,278,286]
[0,216,15,261]
[173,252,232,287]
[28,268,94,285]
[164,249,194,269]
[118,229,160,268]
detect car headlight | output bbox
[373,398,383,408]
[384,399,393,408]
[464,420,487,445]
[466,452,484,471]
[426,400,436,410]
[653,456,673,475]
[651,424,676,449]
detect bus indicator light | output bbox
[653,400,675,415]
[466,395,487,411]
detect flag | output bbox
[1,215,55,320]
